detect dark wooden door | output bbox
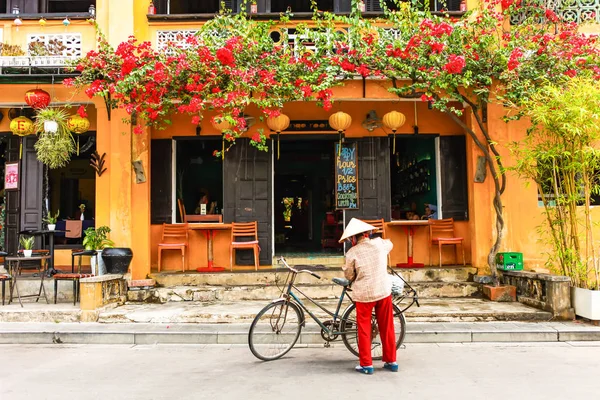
[4,137,20,254]
[439,135,468,221]
[150,139,173,224]
[223,139,272,265]
[20,137,43,245]
[345,137,391,222]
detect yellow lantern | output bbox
[67,114,90,155]
[329,111,352,156]
[382,111,406,154]
[10,116,35,137]
[10,116,35,159]
[211,117,232,159]
[266,113,290,160]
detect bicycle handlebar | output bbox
[278,257,321,280]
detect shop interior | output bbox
[274,138,342,254]
[175,138,224,221]
[390,136,439,221]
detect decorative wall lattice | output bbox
[27,33,82,57]
[156,30,199,51]
[511,0,600,24]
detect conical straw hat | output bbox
[339,218,377,243]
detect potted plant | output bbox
[43,209,59,231]
[82,226,114,275]
[511,77,600,321]
[19,235,34,257]
[33,107,75,169]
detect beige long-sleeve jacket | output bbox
[342,237,393,303]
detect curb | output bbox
[1,323,600,345]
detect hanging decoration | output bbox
[67,114,91,155]
[211,117,232,159]
[13,17,22,31]
[328,111,352,156]
[38,18,47,27]
[62,17,71,28]
[382,111,406,154]
[9,116,35,159]
[24,89,51,109]
[33,108,75,169]
[266,113,290,160]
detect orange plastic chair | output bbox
[230,222,260,271]
[157,223,189,272]
[429,218,465,267]
[360,218,386,238]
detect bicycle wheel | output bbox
[340,302,406,359]
[248,300,303,361]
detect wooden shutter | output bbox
[151,139,173,224]
[223,139,272,265]
[345,137,391,222]
[4,136,20,253]
[439,135,468,221]
[20,136,43,244]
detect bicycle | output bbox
[248,256,419,361]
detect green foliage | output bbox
[33,108,76,169]
[43,210,60,224]
[509,77,600,290]
[19,235,34,250]
[82,226,115,251]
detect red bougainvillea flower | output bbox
[443,54,466,74]
[545,9,559,23]
[133,125,143,135]
[77,105,88,118]
[251,132,261,143]
[191,115,201,125]
[564,69,577,77]
[216,47,235,66]
[508,48,523,71]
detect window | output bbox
[270,0,334,12]
[46,0,95,13]
[155,0,233,14]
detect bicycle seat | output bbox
[332,277,351,287]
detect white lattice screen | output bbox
[27,33,82,57]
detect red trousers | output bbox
[355,295,396,366]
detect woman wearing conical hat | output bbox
[340,218,397,375]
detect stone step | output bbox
[129,281,480,303]
[98,298,554,324]
[149,266,477,287]
[273,255,345,266]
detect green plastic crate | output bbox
[496,252,523,271]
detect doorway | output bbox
[274,137,341,254]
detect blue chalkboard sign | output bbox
[335,142,359,209]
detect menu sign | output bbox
[335,142,359,209]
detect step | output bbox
[130,281,480,303]
[149,266,477,287]
[98,298,554,324]
[273,255,345,266]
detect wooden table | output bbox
[188,223,231,272]
[387,220,431,268]
[19,229,67,276]
[5,255,51,307]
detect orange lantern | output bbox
[67,114,90,155]
[266,113,290,160]
[329,111,352,156]
[24,89,51,109]
[382,111,406,154]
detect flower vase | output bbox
[48,224,56,231]
[80,212,84,221]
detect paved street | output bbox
[1,342,599,400]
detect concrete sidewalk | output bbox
[1,320,599,345]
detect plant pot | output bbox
[44,120,58,133]
[571,286,600,321]
[47,224,56,231]
[102,247,133,274]
[483,284,516,302]
[23,250,32,257]
[90,250,107,276]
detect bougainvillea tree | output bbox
[66,0,600,278]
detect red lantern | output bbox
[24,89,51,109]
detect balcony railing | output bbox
[511,0,600,25]
[0,56,77,75]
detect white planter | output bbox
[47,224,56,231]
[572,286,600,320]
[23,250,32,257]
[90,250,107,276]
[44,120,58,133]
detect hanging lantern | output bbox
[39,18,46,27]
[382,111,406,154]
[10,116,35,137]
[24,89,51,109]
[67,114,90,155]
[62,17,71,27]
[329,111,352,156]
[10,116,35,160]
[212,117,232,159]
[266,113,290,160]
